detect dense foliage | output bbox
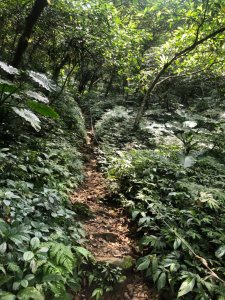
[96,104,225,299]
[1,0,225,298]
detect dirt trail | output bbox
[71,133,157,300]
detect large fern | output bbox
[38,242,76,298]
[43,242,75,276]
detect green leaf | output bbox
[170,262,180,272]
[23,251,34,261]
[26,91,49,103]
[204,281,214,292]
[0,81,17,93]
[132,210,140,219]
[157,272,166,290]
[140,236,152,246]
[18,164,27,172]
[20,279,28,288]
[0,275,13,286]
[137,256,150,271]
[0,61,19,75]
[215,245,225,258]
[173,238,181,250]
[153,269,162,283]
[42,274,63,282]
[30,259,37,273]
[49,242,74,273]
[13,281,20,291]
[0,291,16,300]
[17,287,44,300]
[30,237,40,250]
[183,121,197,128]
[91,288,103,300]
[28,70,56,91]
[67,278,80,292]
[75,246,92,259]
[180,155,195,168]
[0,264,6,274]
[178,278,196,297]
[27,100,59,119]
[0,242,7,254]
[9,231,30,245]
[151,256,158,274]
[3,200,11,206]
[37,247,49,253]
[12,107,41,131]
[24,274,35,281]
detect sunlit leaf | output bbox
[23,251,34,261]
[30,237,40,249]
[183,121,197,128]
[180,155,195,168]
[215,245,225,258]
[178,278,195,297]
[28,71,57,91]
[173,238,181,250]
[12,107,41,131]
[17,287,44,300]
[0,242,7,254]
[75,246,92,259]
[91,288,103,300]
[26,91,49,103]
[0,291,16,300]
[0,61,19,75]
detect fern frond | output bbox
[43,261,64,276]
[46,242,75,274]
[47,281,68,298]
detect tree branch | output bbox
[133,24,225,129]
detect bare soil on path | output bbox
[70,134,158,300]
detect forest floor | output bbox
[70,132,158,300]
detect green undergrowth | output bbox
[96,104,225,299]
[0,89,96,299]
[0,61,125,299]
[80,92,127,124]
[0,127,89,299]
[0,103,126,299]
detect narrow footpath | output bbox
[71,132,158,300]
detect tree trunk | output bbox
[12,0,48,68]
[104,67,116,98]
[88,72,99,92]
[52,54,70,83]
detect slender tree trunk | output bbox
[133,25,225,129]
[104,67,116,98]
[51,64,77,103]
[52,54,70,83]
[12,0,48,68]
[28,34,46,65]
[88,72,99,92]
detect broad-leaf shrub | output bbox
[80,92,126,123]
[0,121,88,298]
[107,146,225,299]
[95,106,133,144]
[54,94,87,141]
[98,107,225,299]
[0,60,59,132]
